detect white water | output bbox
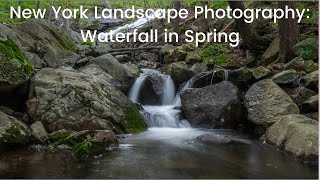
[128,69,191,128]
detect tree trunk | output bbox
[228,1,254,50]
[278,1,299,63]
[172,0,181,45]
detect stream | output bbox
[0,69,317,179]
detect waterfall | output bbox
[128,69,191,128]
[128,75,147,103]
[224,70,229,81]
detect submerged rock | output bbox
[196,134,232,144]
[245,79,299,125]
[27,68,146,134]
[266,114,318,163]
[181,81,242,128]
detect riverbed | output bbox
[0,128,317,179]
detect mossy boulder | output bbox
[251,66,271,80]
[161,62,194,86]
[284,57,318,73]
[0,110,30,147]
[272,70,298,85]
[164,48,187,64]
[186,50,202,65]
[292,38,318,60]
[52,130,118,160]
[0,38,33,92]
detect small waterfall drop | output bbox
[128,69,191,128]
[224,70,229,81]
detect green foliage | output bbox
[50,131,72,143]
[124,106,147,134]
[201,44,230,65]
[81,41,94,46]
[0,38,33,76]
[72,140,92,160]
[1,126,29,145]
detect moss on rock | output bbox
[123,106,147,134]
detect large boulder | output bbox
[266,114,318,163]
[0,110,30,147]
[0,37,33,93]
[292,38,318,60]
[181,81,242,128]
[139,74,166,105]
[245,79,300,125]
[87,54,135,92]
[44,48,80,68]
[27,68,146,134]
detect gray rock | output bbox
[272,70,297,85]
[181,81,242,128]
[138,52,158,62]
[302,95,318,113]
[30,121,48,143]
[251,66,271,80]
[196,133,232,144]
[44,48,80,68]
[161,62,194,86]
[245,79,300,125]
[190,63,208,75]
[0,110,30,146]
[27,68,146,134]
[88,54,135,92]
[301,70,318,91]
[284,57,318,73]
[266,114,318,162]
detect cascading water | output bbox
[128,69,191,128]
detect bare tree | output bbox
[228,1,254,50]
[172,0,181,45]
[278,1,299,63]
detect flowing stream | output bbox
[0,69,317,178]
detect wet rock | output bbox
[190,63,208,75]
[261,36,279,65]
[27,68,146,134]
[266,114,318,163]
[251,66,271,80]
[284,57,318,73]
[161,62,194,86]
[30,121,48,143]
[0,110,30,146]
[139,74,165,105]
[302,95,318,113]
[88,54,135,92]
[181,81,242,128]
[301,70,318,91]
[272,70,297,85]
[245,79,300,125]
[292,38,318,60]
[196,134,232,144]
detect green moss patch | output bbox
[0,38,33,76]
[1,126,29,145]
[124,106,147,134]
